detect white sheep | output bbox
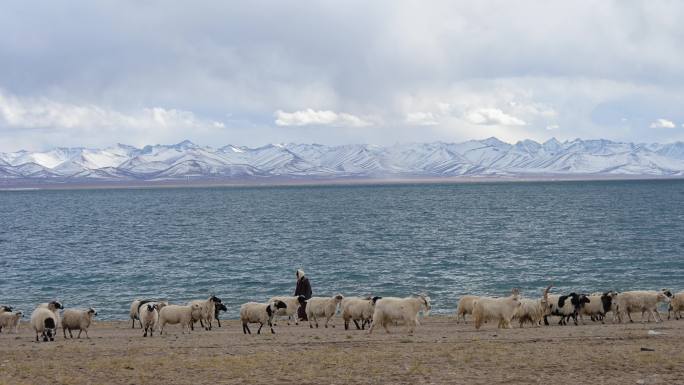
[455,295,480,324]
[514,298,544,327]
[61,308,97,339]
[30,307,57,342]
[187,295,222,331]
[270,295,307,326]
[369,295,431,334]
[38,301,63,327]
[158,304,203,335]
[668,292,684,320]
[0,311,23,334]
[615,290,672,323]
[240,300,288,334]
[139,303,160,337]
[306,294,344,329]
[341,296,380,330]
[473,289,522,330]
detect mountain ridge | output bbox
[2,138,684,182]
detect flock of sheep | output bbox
[456,286,683,330]
[1,286,683,342]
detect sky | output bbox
[1,0,684,152]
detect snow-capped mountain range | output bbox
[2,138,684,183]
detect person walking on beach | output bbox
[295,269,312,321]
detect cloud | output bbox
[2,2,684,147]
[546,124,559,130]
[274,109,369,127]
[649,118,676,129]
[0,91,224,131]
[405,112,439,126]
[464,108,526,126]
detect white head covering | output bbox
[296,269,305,280]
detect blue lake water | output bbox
[1,180,683,320]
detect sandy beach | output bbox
[1,316,683,385]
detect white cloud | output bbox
[464,108,526,126]
[546,124,559,130]
[649,118,676,129]
[274,109,369,127]
[0,91,224,131]
[405,112,439,126]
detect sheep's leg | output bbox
[131,319,136,329]
[269,320,275,334]
[653,309,662,323]
[257,323,263,335]
[78,330,83,339]
[69,329,74,339]
[63,328,67,339]
[217,317,222,328]
[353,319,361,330]
[242,323,250,334]
[543,315,549,326]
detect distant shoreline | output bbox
[1,174,683,191]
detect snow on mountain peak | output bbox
[2,137,684,181]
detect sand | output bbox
[1,316,683,385]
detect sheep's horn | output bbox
[543,284,553,301]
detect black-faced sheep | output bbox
[668,292,684,320]
[214,303,228,327]
[306,294,344,329]
[542,286,590,326]
[31,307,57,342]
[61,308,97,339]
[615,289,672,323]
[341,296,380,330]
[270,295,307,326]
[188,295,222,331]
[139,303,160,337]
[129,299,168,329]
[240,300,288,334]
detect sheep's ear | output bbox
[266,305,273,317]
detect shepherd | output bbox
[295,269,312,321]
